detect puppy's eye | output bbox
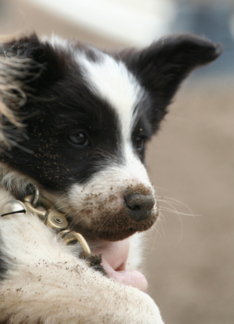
[67,132,89,147]
[135,136,145,151]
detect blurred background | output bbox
[1,0,233,323]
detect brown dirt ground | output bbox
[145,81,234,324]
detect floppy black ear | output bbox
[0,34,65,150]
[2,33,65,91]
[120,34,222,105]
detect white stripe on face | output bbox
[54,49,158,232]
[68,50,155,215]
[75,51,143,142]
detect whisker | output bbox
[159,207,199,217]
[157,195,195,215]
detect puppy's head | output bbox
[0,34,221,241]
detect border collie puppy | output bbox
[0,34,220,324]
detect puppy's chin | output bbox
[69,208,158,241]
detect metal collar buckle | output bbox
[0,188,91,255]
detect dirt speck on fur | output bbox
[69,183,157,241]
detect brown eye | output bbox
[135,136,145,151]
[67,132,89,147]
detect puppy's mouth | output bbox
[69,207,158,242]
[91,239,148,292]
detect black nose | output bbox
[124,193,155,222]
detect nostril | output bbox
[125,193,154,211]
[124,193,155,222]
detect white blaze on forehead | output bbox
[75,51,143,138]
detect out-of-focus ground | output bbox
[146,81,234,324]
[1,1,234,323]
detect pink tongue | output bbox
[92,239,148,292]
[102,259,148,292]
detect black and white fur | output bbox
[0,33,220,323]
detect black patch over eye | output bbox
[67,132,90,147]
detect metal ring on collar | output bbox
[0,186,91,257]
